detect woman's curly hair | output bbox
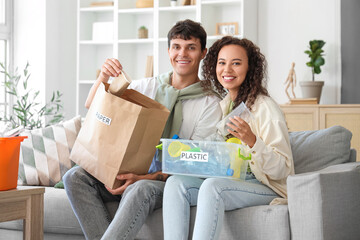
[201,36,269,110]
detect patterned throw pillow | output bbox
[18,115,82,186]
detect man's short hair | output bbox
[167,19,207,51]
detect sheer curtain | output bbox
[0,0,13,120]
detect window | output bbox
[0,0,13,118]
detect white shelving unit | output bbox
[76,0,258,116]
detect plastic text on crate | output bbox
[180,152,209,162]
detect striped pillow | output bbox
[18,116,82,186]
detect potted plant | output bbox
[0,62,64,190]
[0,62,64,131]
[138,26,148,39]
[299,40,326,103]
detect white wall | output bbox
[45,0,77,119]
[14,0,77,120]
[14,0,46,104]
[258,0,341,104]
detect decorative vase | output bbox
[299,81,324,103]
[171,0,177,7]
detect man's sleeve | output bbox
[191,96,222,140]
[128,77,158,99]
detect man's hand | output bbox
[99,58,123,83]
[105,173,139,195]
[85,58,123,109]
[105,171,169,196]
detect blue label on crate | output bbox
[180,152,209,162]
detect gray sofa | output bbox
[1,125,360,240]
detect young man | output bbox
[63,19,222,240]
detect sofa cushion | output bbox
[136,205,290,240]
[18,116,81,186]
[289,125,352,174]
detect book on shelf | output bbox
[145,56,153,78]
[90,1,114,7]
[289,98,318,105]
[182,0,191,6]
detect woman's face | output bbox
[216,44,249,98]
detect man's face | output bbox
[168,37,207,78]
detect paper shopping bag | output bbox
[108,70,131,97]
[70,82,170,189]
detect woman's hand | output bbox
[227,116,256,148]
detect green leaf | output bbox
[305,39,326,76]
[4,71,12,79]
[6,91,17,96]
[25,103,32,111]
[317,40,326,49]
[314,57,325,67]
[24,74,31,89]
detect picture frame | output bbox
[216,22,239,36]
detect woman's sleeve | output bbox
[248,101,294,180]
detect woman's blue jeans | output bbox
[163,174,279,240]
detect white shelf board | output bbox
[79,80,96,84]
[158,35,242,42]
[79,40,113,45]
[159,5,196,12]
[80,6,114,12]
[118,8,154,14]
[202,0,241,6]
[117,38,154,44]
[207,35,222,40]
[207,34,242,40]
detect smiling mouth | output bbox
[176,60,191,64]
[223,76,235,82]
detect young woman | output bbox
[163,36,294,240]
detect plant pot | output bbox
[299,81,324,103]
[0,136,27,191]
[138,28,148,39]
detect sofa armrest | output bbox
[287,162,360,240]
[350,148,357,162]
